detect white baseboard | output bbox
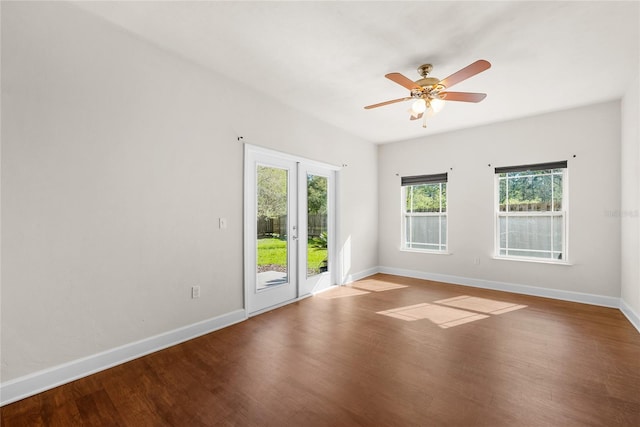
[377,266,622,308]
[620,299,640,333]
[0,309,247,407]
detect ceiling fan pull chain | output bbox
[422,114,427,128]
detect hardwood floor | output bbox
[2,273,639,426]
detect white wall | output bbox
[621,75,640,323]
[1,1,377,382]
[378,102,621,299]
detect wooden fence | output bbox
[257,214,327,238]
[307,214,327,237]
[498,202,562,211]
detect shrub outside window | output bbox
[402,173,447,252]
[496,161,567,262]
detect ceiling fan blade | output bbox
[364,97,412,109]
[439,92,487,103]
[410,113,423,121]
[438,60,491,89]
[385,73,420,90]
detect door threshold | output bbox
[247,293,314,317]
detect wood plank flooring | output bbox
[2,273,640,426]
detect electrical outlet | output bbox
[474,257,481,265]
[192,286,201,299]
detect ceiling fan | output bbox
[364,60,491,128]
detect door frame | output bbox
[243,144,340,316]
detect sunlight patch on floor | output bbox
[377,295,527,328]
[351,279,408,292]
[318,286,370,299]
[377,303,489,328]
[434,295,527,314]
[317,279,406,299]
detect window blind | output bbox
[495,161,567,174]
[401,173,448,186]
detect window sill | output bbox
[492,256,572,266]
[400,248,451,255]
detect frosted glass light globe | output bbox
[411,99,427,114]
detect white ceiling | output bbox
[72,1,639,144]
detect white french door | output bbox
[244,145,336,315]
[298,164,335,296]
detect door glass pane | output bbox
[307,174,328,277]
[256,165,288,290]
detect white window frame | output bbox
[494,163,568,264]
[401,175,448,253]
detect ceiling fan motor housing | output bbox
[415,64,445,96]
[415,77,440,87]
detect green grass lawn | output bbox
[257,238,327,274]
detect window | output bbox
[402,173,447,252]
[495,161,567,261]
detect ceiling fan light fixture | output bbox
[411,98,427,114]
[428,98,445,114]
[365,60,491,128]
